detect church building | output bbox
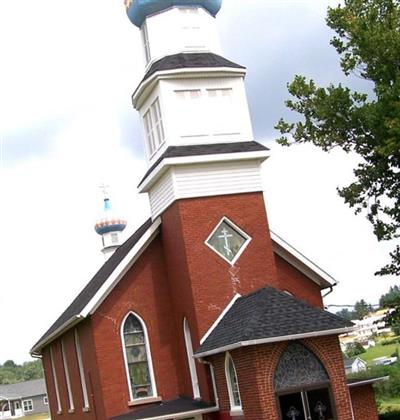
[31,1,383,419]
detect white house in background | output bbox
[344,357,368,374]
[352,311,391,340]
[0,379,48,419]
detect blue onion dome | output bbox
[94,198,127,235]
[125,0,222,27]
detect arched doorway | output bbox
[274,342,336,420]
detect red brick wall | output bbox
[274,254,324,308]
[41,319,106,420]
[350,384,379,420]
[161,192,279,403]
[91,236,182,419]
[209,336,354,420]
[161,193,278,339]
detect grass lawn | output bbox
[24,414,50,420]
[380,397,400,413]
[359,343,399,365]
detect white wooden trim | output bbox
[270,230,336,289]
[200,294,241,345]
[138,150,269,192]
[183,318,200,399]
[120,311,158,402]
[49,345,62,413]
[61,339,75,412]
[128,406,219,420]
[133,67,246,108]
[31,219,162,356]
[82,218,162,316]
[347,376,389,388]
[195,326,356,358]
[204,216,252,266]
[224,353,242,412]
[74,329,90,410]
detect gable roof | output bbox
[31,218,161,356]
[141,52,245,84]
[195,286,354,357]
[0,379,46,400]
[270,230,336,289]
[344,357,366,368]
[138,141,269,187]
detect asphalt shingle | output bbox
[196,287,354,356]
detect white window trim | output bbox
[22,399,33,412]
[183,318,201,399]
[224,353,242,414]
[141,22,151,64]
[143,98,165,158]
[205,216,252,265]
[74,329,90,411]
[43,396,48,405]
[50,345,62,413]
[121,311,158,402]
[61,339,75,412]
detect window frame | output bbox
[74,329,90,411]
[22,399,33,413]
[205,216,251,265]
[224,353,242,414]
[141,22,151,64]
[43,396,48,405]
[121,311,158,402]
[143,98,165,157]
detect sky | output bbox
[0,0,397,363]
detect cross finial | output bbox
[99,183,110,200]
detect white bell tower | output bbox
[126,0,269,219]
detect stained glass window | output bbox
[123,314,153,399]
[225,353,242,409]
[274,343,329,392]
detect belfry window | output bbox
[143,98,165,156]
[275,342,336,420]
[225,353,242,412]
[122,313,156,400]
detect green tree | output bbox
[346,341,366,357]
[353,299,373,319]
[336,308,355,321]
[276,0,400,276]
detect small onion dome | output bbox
[94,198,127,236]
[125,0,222,27]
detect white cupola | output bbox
[94,186,127,259]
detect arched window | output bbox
[274,342,336,420]
[225,353,242,412]
[122,313,156,400]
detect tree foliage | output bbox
[0,360,43,385]
[276,0,400,275]
[379,285,400,335]
[346,341,366,357]
[336,299,374,320]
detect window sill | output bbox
[230,408,244,417]
[82,407,90,413]
[57,411,62,415]
[68,409,75,414]
[128,396,162,407]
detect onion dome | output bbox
[94,197,127,236]
[125,0,222,27]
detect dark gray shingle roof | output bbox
[111,397,214,420]
[31,218,153,353]
[141,52,245,84]
[138,141,269,186]
[196,287,353,356]
[0,379,46,400]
